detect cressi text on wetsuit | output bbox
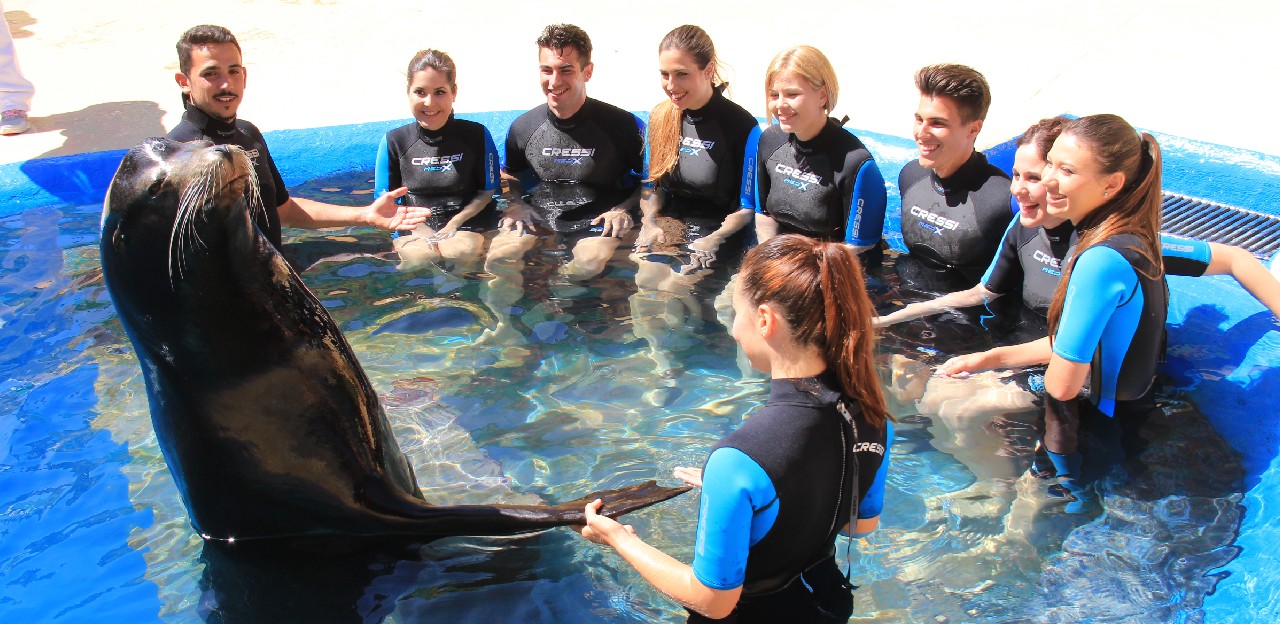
[898,152,1011,272]
[503,98,644,233]
[374,115,501,232]
[692,373,891,620]
[740,120,886,246]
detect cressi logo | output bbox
[1163,241,1196,254]
[909,205,958,232]
[775,163,821,190]
[679,136,714,156]
[852,442,886,455]
[543,147,594,165]
[1033,249,1062,269]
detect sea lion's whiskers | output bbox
[168,162,220,285]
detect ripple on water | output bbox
[0,196,1248,623]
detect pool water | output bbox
[0,170,1245,623]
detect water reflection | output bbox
[0,194,1247,622]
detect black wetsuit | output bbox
[690,373,891,623]
[982,219,1076,315]
[741,120,887,246]
[982,219,1215,318]
[898,153,1011,273]
[648,89,759,228]
[374,115,501,232]
[503,98,645,233]
[167,106,289,251]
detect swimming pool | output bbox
[1,113,1276,622]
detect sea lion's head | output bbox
[101,137,263,283]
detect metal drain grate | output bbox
[1162,193,1280,259]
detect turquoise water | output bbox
[0,165,1247,622]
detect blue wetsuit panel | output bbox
[692,447,777,590]
[848,161,888,247]
[857,418,893,520]
[1052,245,1145,415]
[740,125,764,212]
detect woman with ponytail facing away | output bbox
[577,234,893,622]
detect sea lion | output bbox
[99,137,687,542]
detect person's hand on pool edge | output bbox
[593,208,634,238]
[673,466,702,487]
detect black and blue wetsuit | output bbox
[503,98,645,233]
[898,153,1012,273]
[982,219,1076,315]
[167,106,289,252]
[374,115,501,232]
[1052,234,1168,416]
[646,89,759,232]
[692,373,891,621]
[740,120,887,246]
[982,218,1213,318]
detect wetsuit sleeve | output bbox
[261,143,290,207]
[846,159,887,246]
[481,127,501,192]
[739,125,764,212]
[692,447,778,591]
[641,124,655,189]
[502,120,530,176]
[1160,234,1212,277]
[374,134,395,197]
[624,114,647,188]
[980,217,1024,293]
[1052,246,1137,363]
[859,419,893,520]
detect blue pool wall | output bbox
[2,111,1278,621]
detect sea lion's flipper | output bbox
[362,478,691,537]
[551,480,693,520]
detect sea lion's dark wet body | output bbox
[100,138,685,541]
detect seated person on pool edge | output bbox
[940,115,1168,508]
[576,235,893,622]
[500,24,646,280]
[167,25,426,253]
[637,24,759,273]
[743,46,887,252]
[900,63,1011,277]
[878,115,1280,327]
[374,49,501,272]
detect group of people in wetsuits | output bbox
[167,21,1280,624]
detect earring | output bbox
[1103,191,1109,198]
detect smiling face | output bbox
[1010,143,1066,229]
[539,45,592,119]
[408,68,455,131]
[658,48,714,111]
[176,43,246,123]
[768,71,827,141]
[913,94,981,179]
[1043,133,1126,224]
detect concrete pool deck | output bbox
[3,0,1278,166]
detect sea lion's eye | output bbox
[148,176,165,196]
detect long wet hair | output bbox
[406,49,457,92]
[738,234,890,430]
[763,46,839,126]
[1047,114,1164,337]
[1016,116,1070,160]
[647,25,726,183]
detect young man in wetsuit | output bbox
[498,24,645,280]
[899,64,1012,280]
[167,25,426,253]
